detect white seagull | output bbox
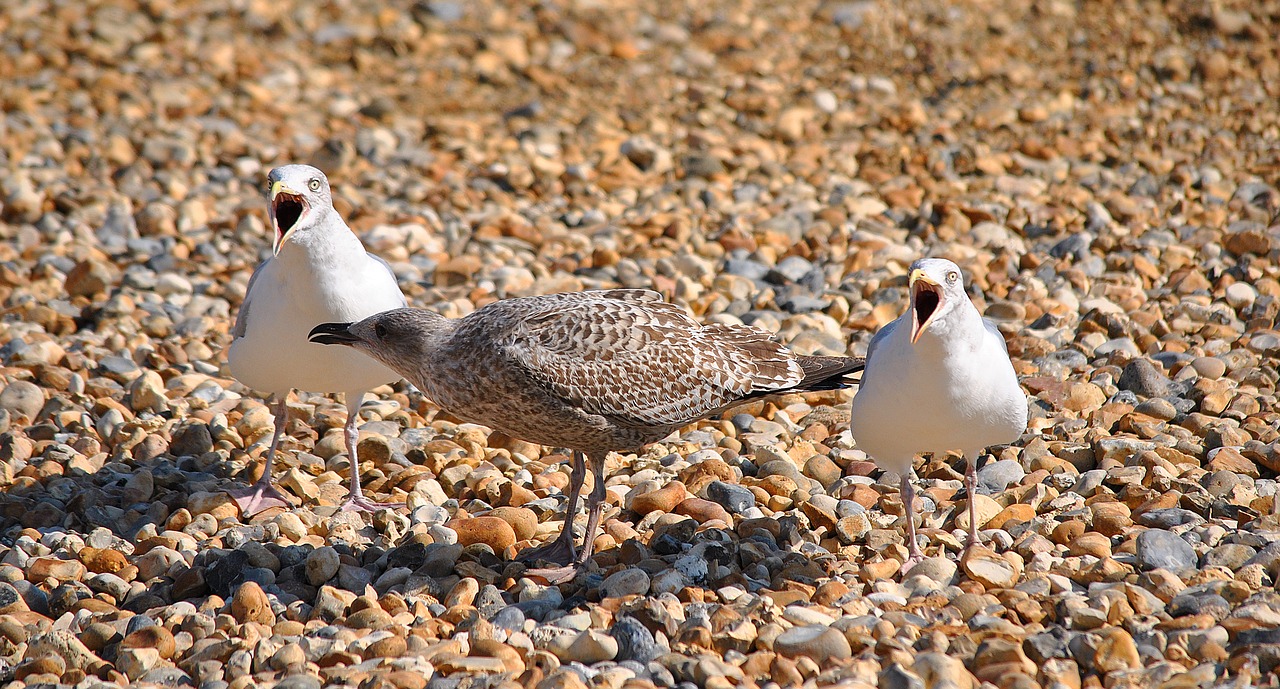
[226,164,408,515]
[849,258,1027,570]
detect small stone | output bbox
[562,630,618,664]
[65,259,116,298]
[908,557,957,584]
[170,423,214,456]
[0,381,44,421]
[79,547,128,574]
[312,585,355,621]
[879,663,926,689]
[128,370,169,413]
[120,625,177,659]
[803,455,842,488]
[835,513,871,544]
[230,581,275,625]
[122,469,154,504]
[345,605,394,630]
[1203,543,1256,571]
[469,639,525,673]
[1117,359,1173,398]
[270,642,306,669]
[443,578,479,609]
[1092,628,1141,672]
[631,482,688,514]
[305,546,341,586]
[674,497,732,524]
[912,652,974,689]
[488,506,537,542]
[450,516,517,552]
[601,567,650,598]
[962,553,1018,589]
[363,635,407,659]
[116,647,161,680]
[774,625,852,663]
[1191,357,1227,379]
[25,630,99,670]
[27,556,87,582]
[705,480,755,513]
[1067,532,1113,559]
[987,504,1036,530]
[1136,529,1197,575]
[611,616,659,663]
[976,460,1024,494]
[954,494,1002,531]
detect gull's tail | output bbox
[792,355,864,391]
[742,355,864,402]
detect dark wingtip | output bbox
[308,321,358,345]
[794,355,866,391]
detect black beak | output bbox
[309,321,359,345]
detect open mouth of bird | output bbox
[272,192,306,248]
[910,279,943,343]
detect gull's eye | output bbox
[946,271,959,284]
[308,178,322,191]
[374,323,388,339]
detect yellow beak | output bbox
[271,180,295,199]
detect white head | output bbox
[265,164,335,254]
[907,257,971,344]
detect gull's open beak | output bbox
[270,180,308,254]
[308,322,359,346]
[909,269,944,344]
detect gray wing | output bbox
[231,260,268,340]
[367,252,408,307]
[982,318,1010,355]
[498,289,804,427]
[864,317,901,364]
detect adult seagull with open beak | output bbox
[226,164,408,515]
[849,258,1027,570]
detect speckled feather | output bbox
[327,289,864,455]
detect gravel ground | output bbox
[2,0,1280,688]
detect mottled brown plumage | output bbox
[310,289,863,581]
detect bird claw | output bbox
[518,537,576,567]
[227,482,295,518]
[524,563,582,585]
[900,552,926,575]
[339,495,402,512]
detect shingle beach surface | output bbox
[1,0,1279,687]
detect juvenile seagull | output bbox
[308,289,863,582]
[849,258,1026,570]
[227,164,407,515]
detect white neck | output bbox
[276,213,365,269]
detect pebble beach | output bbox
[1,0,1279,688]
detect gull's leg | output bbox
[901,469,925,572]
[339,392,402,512]
[575,453,608,563]
[523,450,588,583]
[962,453,980,559]
[227,396,295,516]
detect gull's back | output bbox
[415,289,828,453]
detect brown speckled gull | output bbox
[309,289,863,581]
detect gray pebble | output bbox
[1136,529,1198,575]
